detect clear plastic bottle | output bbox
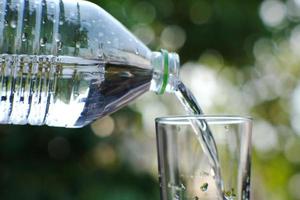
[0,0,179,127]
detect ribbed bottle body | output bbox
[0,0,153,127]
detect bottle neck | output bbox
[150,50,180,94]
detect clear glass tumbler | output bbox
[155,115,252,200]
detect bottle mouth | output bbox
[150,49,180,94]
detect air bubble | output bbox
[200,183,208,192]
[135,49,140,55]
[180,184,186,190]
[57,41,63,50]
[225,125,229,132]
[168,183,185,191]
[224,188,236,199]
[55,35,61,42]
[40,37,47,47]
[75,42,81,48]
[174,194,180,200]
[10,20,17,28]
[22,33,27,42]
[59,20,64,25]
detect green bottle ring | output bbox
[159,49,169,95]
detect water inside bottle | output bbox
[0,54,152,127]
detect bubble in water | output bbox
[22,33,27,42]
[75,41,81,48]
[10,20,17,28]
[200,183,208,192]
[57,41,63,50]
[40,37,47,47]
[135,48,140,55]
[59,20,64,25]
[224,188,236,200]
[174,194,180,200]
[168,183,186,192]
[225,125,229,132]
[180,183,186,190]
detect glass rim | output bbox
[155,115,252,125]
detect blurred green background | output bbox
[1,0,300,199]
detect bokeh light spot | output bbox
[132,24,155,45]
[284,137,300,163]
[131,2,156,24]
[252,120,278,153]
[289,25,300,55]
[160,25,186,50]
[290,83,300,135]
[93,144,117,168]
[288,173,300,199]
[180,63,219,109]
[286,0,300,20]
[253,38,274,61]
[260,0,286,27]
[91,116,115,138]
[143,102,167,132]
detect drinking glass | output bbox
[155,115,252,200]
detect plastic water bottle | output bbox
[0,0,179,127]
